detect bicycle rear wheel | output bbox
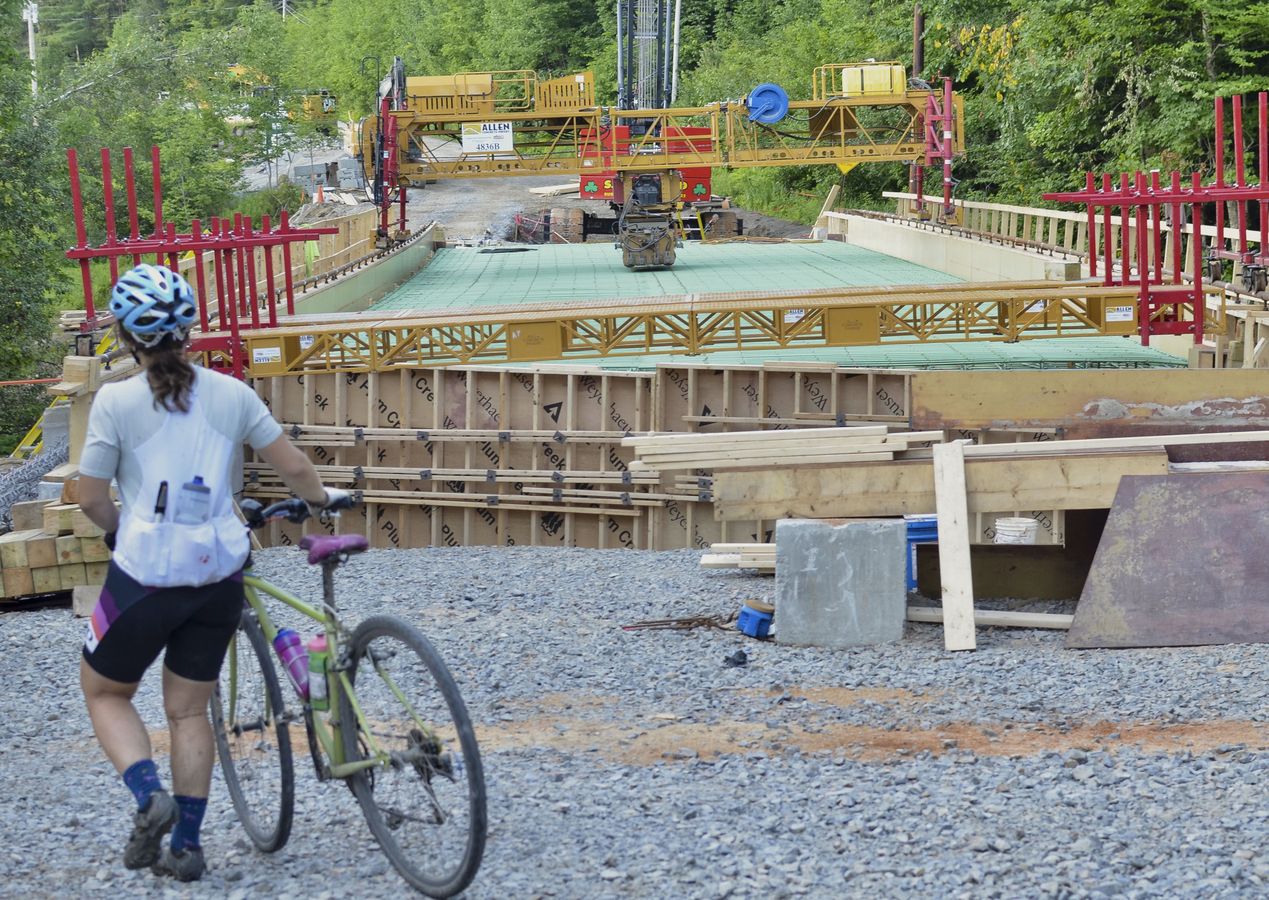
[211,610,295,852]
[339,615,486,898]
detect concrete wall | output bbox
[826,213,1081,283]
[292,224,441,316]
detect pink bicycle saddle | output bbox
[299,534,369,565]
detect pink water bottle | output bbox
[272,628,310,698]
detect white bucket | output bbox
[993,517,1039,545]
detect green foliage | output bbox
[0,0,65,382]
[229,182,307,221]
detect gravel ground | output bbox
[1,546,1266,898]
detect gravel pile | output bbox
[0,437,69,530]
[1,546,1265,898]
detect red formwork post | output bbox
[151,145,164,266]
[1102,174,1114,285]
[1234,94,1249,266]
[1170,170,1184,283]
[942,77,954,217]
[222,224,243,379]
[1215,97,1225,276]
[1136,173,1150,345]
[100,148,120,284]
[243,216,261,330]
[1150,170,1163,284]
[281,210,297,316]
[1086,172,1097,278]
[1260,93,1269,267]
[123,147,142,267]
[191,219,210,333]
[66,149,97,320]
[1119,173,1131,279]
[1192,172,1205,344]
[165,222,179,274]
[210,219,227,332]
[262,214,278,327]
[399,183,407,234]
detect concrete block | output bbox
[41,403,70,447]
[35,481,64,501]
[775,518,906,648]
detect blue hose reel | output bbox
[746,82,790,124]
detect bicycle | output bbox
[210,496,487,898]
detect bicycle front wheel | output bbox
[211,610,295,852]
[339,615,487,898]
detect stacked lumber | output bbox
[700,543,776,572]
[0,504,110,601]
[1,470,113,603]
[624,427,943,472]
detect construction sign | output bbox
[461,122,513,154]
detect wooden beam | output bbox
[907,606,1073,630]
[961,429,1269,458]
[911,369,1269,431]
[932,441,976,651]
[712,450,1169,521]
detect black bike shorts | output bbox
[82,561,244,684]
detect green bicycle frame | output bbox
[236,570,384,780]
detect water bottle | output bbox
[173,476,212,524]
[271,628,310,699]
[307,633,330,712]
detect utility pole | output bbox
[21,1,37,96]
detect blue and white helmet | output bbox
[109,263,198,348]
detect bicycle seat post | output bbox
[321,560,338,611]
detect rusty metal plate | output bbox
[1067,472,1269,649]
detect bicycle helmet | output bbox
[109,263,198,348]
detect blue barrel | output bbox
[746,83,790,124]
[904,515,939,591]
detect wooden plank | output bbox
[72,505,108,537]
[80,537,112,563]
[31,566,62,593]
[85,561,110,584]
[56,534,84,564]
[72,584,99,617]
[907,607,1073,630]
[10,499,52,531]
[25,534,58,569]
[623,425,893,448]
[44,463,81,483]
[59,563,88,590]
[932,441,976,651]
[962,429,1269,458]
[43,504,75,535]
[0,530,42,568]
[2,567,34,598]
[713,450,1170,521]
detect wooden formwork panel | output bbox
[248,362,921,551]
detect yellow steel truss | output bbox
[362,68,964,184]
[236,281,1221,377]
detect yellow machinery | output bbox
[358,60,963,267]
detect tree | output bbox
[0,0,67,448]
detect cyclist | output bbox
[77,263,348,882]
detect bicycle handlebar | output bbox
[241,493,360,529]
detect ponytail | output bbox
[118,328,196,412]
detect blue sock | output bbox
[122,759,163,810]
[170,795,208,853]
